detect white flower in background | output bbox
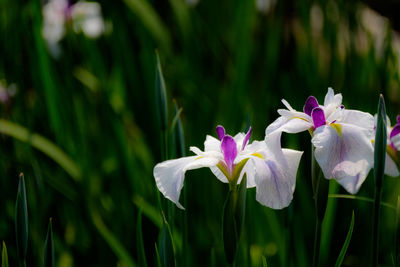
[373,115,400,177]
[153,125,303,209]
[0,80,17,105]
[42,0,104,53]
[266,88,375,194]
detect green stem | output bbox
[372,185,382,267]
[313,217,322,267]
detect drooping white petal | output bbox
[253,132,303,209]
[282,148,303,191]
[254,157,294,209]
[312,123,374,194]
[266,116,312,136]
[154,156,219,209]
[339,110,375,131]
[385,153,399,177]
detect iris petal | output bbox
[216,125,225,140]
[241,127,252,150]
[303,96,319,116]
[221,135,237,175]
[390,124,400,140]
[311,107,326,129]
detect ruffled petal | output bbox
[312,123,374,194]
[266,116,312,135]
[339,110,375,131]
[154,156,219,209]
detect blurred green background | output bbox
[0,0,400,266]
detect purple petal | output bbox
[390,124,400,139]
[221,135,237,175]
[303,96,319,116]
[241,126,252,150]
[216,125,225,140]
[311,107,326,129]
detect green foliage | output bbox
[334,211,355,267]
[15,173,28,265]
[0,0,399,266]
[43,218,54,267]
[222,175,247,264]
[1,242,8,267]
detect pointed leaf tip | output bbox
[374,95,387,187]
[15,173,28,262]
[2,241,9,267]
[44,218,55,267]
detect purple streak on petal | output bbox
[397,115,400,123]
[303,96,319,116]
[241,126,252,150]
[216,125,225,140]
[390,124,400,139]
[221,135,237,175]
[340,105,344,109]
[311,107,326,129]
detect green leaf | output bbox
[44,218,55,267]
[0,120,81,181]
[154,243,161,267]
[136,212,147,267]
[158,214,175,267]
[334,211,355,267]
[155,51,168,132]
[222,175,247,264]
[90,208,137,267]
[123,0,171,51]
[262,255,268,267]
[374,95,387,188]
[311,144,329,222]
[15,173,28,263]
[2,242,9,267]
[395,196,400,266]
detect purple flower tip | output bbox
[303,96,319,116]
[390,124,400,140]
[221,135,237,175]
[311,107,326,129]
[216,125,225,140]
[397,115,400,123]
[241,126,252,151]
[340,105,344,109]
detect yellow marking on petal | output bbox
[195,156,203,160]
[330,123,342,136]
[251,153,264,159]
[293,116,309,122]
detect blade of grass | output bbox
[334,211,355,267]
[136,211,148,267]
[123,0,171,51]
[15,173,28,267]
[0,119,81,181]
[328,194,396,210]
[1,242,8,267]
[395,196,400,266]
[372,95,387,266]
[158,213,176,267]
[44,218,55,267]
[90,208,137,267]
